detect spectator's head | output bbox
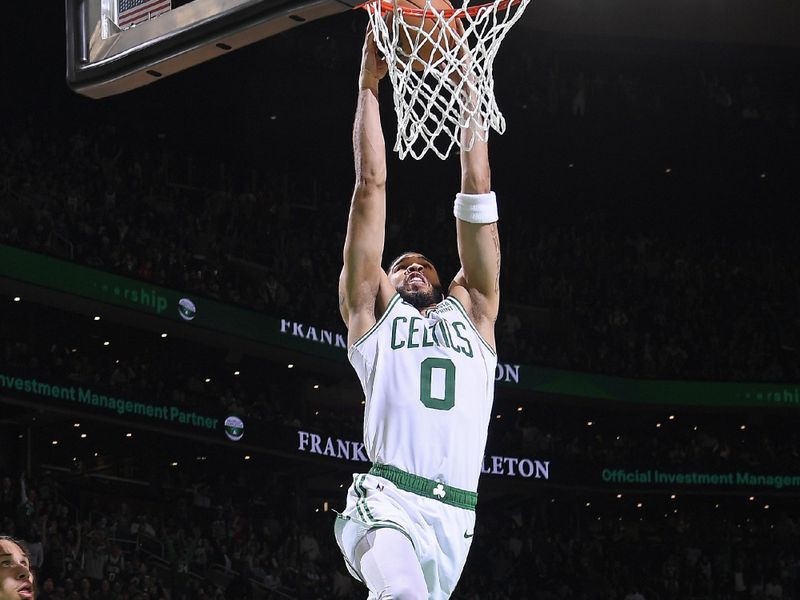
[0,536,35,600]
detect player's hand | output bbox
[359,27,388,92]
[446,18,473,84]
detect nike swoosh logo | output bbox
[464,531,474,538]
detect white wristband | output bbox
[454,191,498,224]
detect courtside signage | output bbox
[0,371,218,430]
[602,468,800,491]
[296,429,550,479]
[4,246,800,406]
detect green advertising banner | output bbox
[2,245,799,408]
[0,370,220,432]
[601,468,800,492]
[0,244,344,362]
[2,364,799,494]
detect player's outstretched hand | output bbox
[359,27,388,92]
[445,18,473,84]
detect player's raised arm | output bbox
[449,105,501,349]
[339,30,393,346]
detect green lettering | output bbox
[419,357,456,410]
[391,317,407,349]
[438,321,452,348]
[422,323,435,347]
[451,322,474,357]
[407,317,421,349]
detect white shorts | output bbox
[334,470,476,600]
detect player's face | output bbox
[0,540,34,600]
[388,253,443,309]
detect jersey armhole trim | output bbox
[445,296,497,357]
[351,293,401,350]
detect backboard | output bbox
[66,0,360,99]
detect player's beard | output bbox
[399,284,443,310]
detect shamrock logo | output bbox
[433,484,446,499]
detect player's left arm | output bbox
[449,129,500,350]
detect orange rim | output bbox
[359,0,522,19]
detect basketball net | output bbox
[365,0,530,160]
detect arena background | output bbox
[1,1,799,599]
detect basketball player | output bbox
[333,28,500,599]
[0,537,35,599]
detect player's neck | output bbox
[420,304,438,317]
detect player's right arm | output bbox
[339,31,394,346]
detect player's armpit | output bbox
[448,268,498,350]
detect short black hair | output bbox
[386,251,438,275]
[386,251,446,304]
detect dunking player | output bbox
[333,28,500,599]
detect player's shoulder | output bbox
[345,276,398,347]
[446,284,484,320]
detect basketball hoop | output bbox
[363,0,530,160]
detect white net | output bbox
[366,0,530,160]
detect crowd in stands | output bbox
[3,455,800,600]
[1,28,799,383]
[2,26,800,599]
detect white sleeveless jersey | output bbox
[348,293,497,492]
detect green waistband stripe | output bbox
[369,463,477,511]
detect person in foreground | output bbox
[333,27,501,600]
[0,537,35,600]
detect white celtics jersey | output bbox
[348,293,497,492]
